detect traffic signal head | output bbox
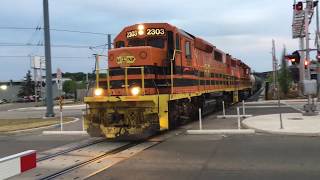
[285,51,300,65]
[317,51,320,62]
[294,2,303,11]
[304,60,309,69]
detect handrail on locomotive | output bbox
[95,57,146,96]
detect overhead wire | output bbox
[0,26,111,36]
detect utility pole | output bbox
[316,1,320,100]
[272,39,277,99]
[43,0,54,117]
[107,34,112,50]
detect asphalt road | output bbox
[88,99,319,180]
[89,134,320,180]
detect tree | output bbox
[18,70,34,98]
[278,47,292,96]
[63,80,77,95]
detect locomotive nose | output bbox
[108,46,165,67]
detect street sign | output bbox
[57,68,62,80]
[31,56,46,69]
[56,68,62,90]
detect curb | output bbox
[42,131,88,135]
[217,115,252,119]
[0,118,80,135]
[241,121,320,137]
[186,129,255,135]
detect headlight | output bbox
[0,85,7,90]
[94,88,103,96]
[138,24,144,35]
[138,24,144,30]
[131,86,141,96]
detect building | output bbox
[0,78,71,102]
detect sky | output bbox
[0,0,314,81]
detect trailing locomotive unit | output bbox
[84,23,252,138]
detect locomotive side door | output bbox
[174,33,183,75]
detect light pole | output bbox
[43,0,54,117]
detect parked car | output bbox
[0,99,8,104]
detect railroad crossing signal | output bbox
[285,51,301,65]
[316,51,320,62]
[58,96,63,111]
[304,60,310,69]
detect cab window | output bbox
[128,38,164,49]
[128,39,145,47]
[214,50,223,62]
[175,34,180,50]
[185,41,191,59]
[115,41,125,48]
[147,38,164,48]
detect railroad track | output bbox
[9,131,179,180]
[37,137,106,162]
[39,142,139,180]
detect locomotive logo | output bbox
[116,55,136,67]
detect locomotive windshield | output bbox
[128,38,165,48]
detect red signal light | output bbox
[296,2,303,11]
[304,60,309,69]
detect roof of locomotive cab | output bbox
[114,22,177,40]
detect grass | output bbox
[0,117,74,133]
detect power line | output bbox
[0,42,109,49]
[0,26,112,36]
[0,55,95,59]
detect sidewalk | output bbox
[242,113,320,136]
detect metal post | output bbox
[95,54,100,89]
[82,110,85,132]
[199,108,202,130]
[43,0,54,117]
[305,5,311,80]
[60,110,63,131]
[107,34,112,50]
[299,38,305,91]
[272,40,277,99]
[39,59,43,102]
[237,107,241,130]
[304,1,314,112]
[316,3,320,101]
[222,101,226,118]
[32,57,38,103]
[242,100,245,116]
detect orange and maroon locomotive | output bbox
[84,23,252,138]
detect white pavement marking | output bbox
[42,131,88,135]
[3,118,80,134]
[239,105,288,108]
[282,102,305,113]
[7,104,85,112]
[217,115,252,119]
[186,129,255,135]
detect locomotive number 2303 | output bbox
[146,28,165,36]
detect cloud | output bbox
[0,0,313,80]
